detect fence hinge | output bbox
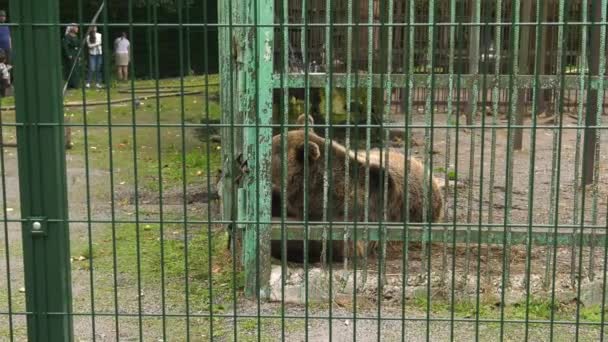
[28,217,48,238]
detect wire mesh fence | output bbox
[1,0,608,340]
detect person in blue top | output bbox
[0,10,11,65]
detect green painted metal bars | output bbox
[2,0,608,340]
[222,0,608,299]
[10,0,73,341]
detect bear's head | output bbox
[271,127,322,193]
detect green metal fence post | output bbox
[10,0,73,341]
[241,0,274,299]
[583,0,602,185]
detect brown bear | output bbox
[270,114,443,263]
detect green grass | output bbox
[409,291,607,323]
[88,222,241,305]
[0,75,229,339]
[433,167,458,181]
[57,75,224,194]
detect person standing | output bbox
[0,50,11,97]
[86,26,103,89]
[62,25,81,89]
[114,32,130,82]
[0,10,11,65]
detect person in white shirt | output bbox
[0,49,10,97]
[86,26,103,88]
[114,32,130,82]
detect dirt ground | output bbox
[1,109,608,341]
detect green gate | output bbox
[2,0,608,340]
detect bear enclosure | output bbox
[3,0,608,340]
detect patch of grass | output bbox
[433,167,458,181]
[161,145,222,184]
[447,170,457,181]
[407,294,605,324]
[579,305,605,322]
[235,317,302,342]
[509,299,556,320]
[89,222,242,310]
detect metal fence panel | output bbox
[2,0,608,341]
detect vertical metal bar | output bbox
[442,0,458,286]
[11,0,73,340]
[537,1,551,114]
[343,0,354,274]
[475,0,493,337]
[400,1,414,339]
[600,201,608,340]
[546,0,569,291]
[423,1,437,340]
[106,2,121,338]
[77,0,96,338]
[350,1,362,339]
[323,0,335,337]
[218,0,240,340]
[569,0,587,289]
[185,0,192,75]
[124,0,144,338]
[582,0,603,186]
[361,0,374,287]
[500,0,522,339]
[321,0,331,270]
[0,36,14,342]
[332,0,339,337]
[549,0,569,339]
[514,0,533,151]
[588,0,607,281]
[146,1,154,79]
[382,0,395,295]
[375,0,390,336]
[280,0,289,340]
[75,0,96,340]
[243,0,274,300]
[219,0,240,254]
[576,3,607,338]
[152,1,167,338]
[301,1,310,340]
[202,0,215,338]
[467,0,481,125]
[465,0,481,283]
[176,1,193,338]
[523,1,545,338]
[487,0,503,286]
[450,1,467,339]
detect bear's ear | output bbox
[296,140,321,163]
[296,114,314,131]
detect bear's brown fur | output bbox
[270,114,443,263]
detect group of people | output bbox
[63,25,131,90]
